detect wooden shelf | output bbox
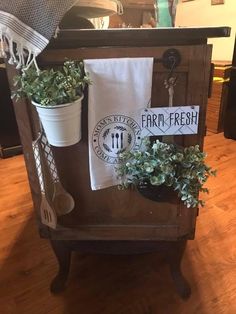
[46,26,231,50]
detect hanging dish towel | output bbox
[84,57,154,190]
[0,0,78,68]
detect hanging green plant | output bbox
[116,138,216,208]
[12,60,91,106]
[11,60,91,147]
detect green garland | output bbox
[116,138,216,208]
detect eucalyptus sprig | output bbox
[116,138,216,208]
[12,60,91,106]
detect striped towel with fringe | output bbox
[0,0,78,69]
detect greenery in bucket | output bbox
[116,138,216,208]
[12,60,91,106]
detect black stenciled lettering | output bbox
[93,118,109,136]
[99,119,108,127]
[141,115,146,128]
[186,112,191,125]
[191,111,198,124]
[158,114,165,127]
[174,113,180,125]
[93,129,100,137]
[147,114,152,127]
[169,113,174,126]
[113,157,119,164]
[96,147,110,162]
[180,112,185,125]
[152,114,157,127]
[141,114,165,128]
[106,117,113,123]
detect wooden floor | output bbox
[0,132,236,314]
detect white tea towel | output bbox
[84,57,154,190]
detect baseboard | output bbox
[0,145,23,158]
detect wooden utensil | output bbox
[40,132,75,216]
[32,134,57,229]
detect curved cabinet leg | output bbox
[50,240,71,294]
[166,241,191,299]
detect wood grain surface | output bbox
[0,132,236,314]
[8,43,213,241]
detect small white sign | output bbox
[140,106,199,136]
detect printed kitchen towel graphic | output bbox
[84,58,153,190]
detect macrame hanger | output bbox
[164,58,178,108]
[164,76,177,108]
[146,98,151,108]
[164,67,178,144]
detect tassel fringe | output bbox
[0,32,39,71]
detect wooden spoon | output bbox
[32,135,57,229]
[52,181,75,216]
[40,132,75,216]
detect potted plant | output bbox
[12,60,91,147]
[116,138,216,208]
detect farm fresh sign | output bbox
[140,106,199,136]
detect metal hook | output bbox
[154,48,181,83]
[166,56,176,81]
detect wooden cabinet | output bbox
[206,61,231,133]
[6,27,230,298]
